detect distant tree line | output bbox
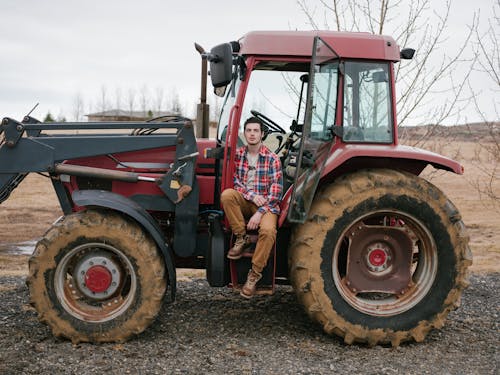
[43,112,66,123]
[62,85,222,124]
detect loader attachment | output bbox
[0,116,39,204]
[0,173,27,204]
[0,115,200,255]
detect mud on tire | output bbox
[27,209,166,343]
[289,169,472,346]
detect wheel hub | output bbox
[366,245,391,272]
[85,265,112,293]
[345,225,413,294]
[74,253,121,300]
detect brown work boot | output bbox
[227,234,250,260]
[240,269,262,298]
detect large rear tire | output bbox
[289,169,471,346]
[28,209,166,343]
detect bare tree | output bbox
[210,95,222,125]
[99,85,108,113]
[296,0,475,141]
[154,86,164,114]
[139,84,149,115]
[472,1,500,88]
[126,88,136,115]
[467,0,500,207]
[72,92,84,121]
[114,87,122,112]
[168,87,183,115]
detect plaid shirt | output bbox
[233,144,283,215]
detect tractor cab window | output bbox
[342,62,393,143]
[217,79,242,142]
[310,62,338,141]
[217,61,309,159]
[239,67,307,154]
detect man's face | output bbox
[244,122,263,146]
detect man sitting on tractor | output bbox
[221,116,283,298]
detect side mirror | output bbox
[400,48,415,60]
[207,43,233,88]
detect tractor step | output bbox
[0,173,27,204]
[229,233,276,295]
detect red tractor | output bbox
[0,31,471,346]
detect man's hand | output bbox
[252,195,267,207]
[247,211,263,230]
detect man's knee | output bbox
[258,227,277,239]
[221,188,238,205]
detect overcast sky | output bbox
[0,0,495,125]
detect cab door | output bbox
[287,37,340,223]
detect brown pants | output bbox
[220,188,277,273]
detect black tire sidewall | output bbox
[319,193,457,331]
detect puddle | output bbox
[0,240,36,255]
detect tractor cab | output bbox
[209,31,400,223]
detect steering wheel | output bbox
[250,110,286,134]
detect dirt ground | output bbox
[0,138,498,276]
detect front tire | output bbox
[289,169,471,346]
[28,210,166,343]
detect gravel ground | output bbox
[0,273,498,375]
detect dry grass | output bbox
[416,139,500,273]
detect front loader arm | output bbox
[0,116,174,204]
[0,115,200,256]
[0,117,180,173]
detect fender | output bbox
[322,143,464,176]
[278,143,464,226]
[72,189,177,301]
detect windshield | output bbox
[217,79,242,142]
[239,69,306,150]
[217,61,309,154]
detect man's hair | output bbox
[243,116,266,132]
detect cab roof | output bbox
[238,31,400,61]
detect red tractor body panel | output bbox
[239,31,400,61]
[322,143,464,175]
[278,143,464,226]
[63,138,218,206]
